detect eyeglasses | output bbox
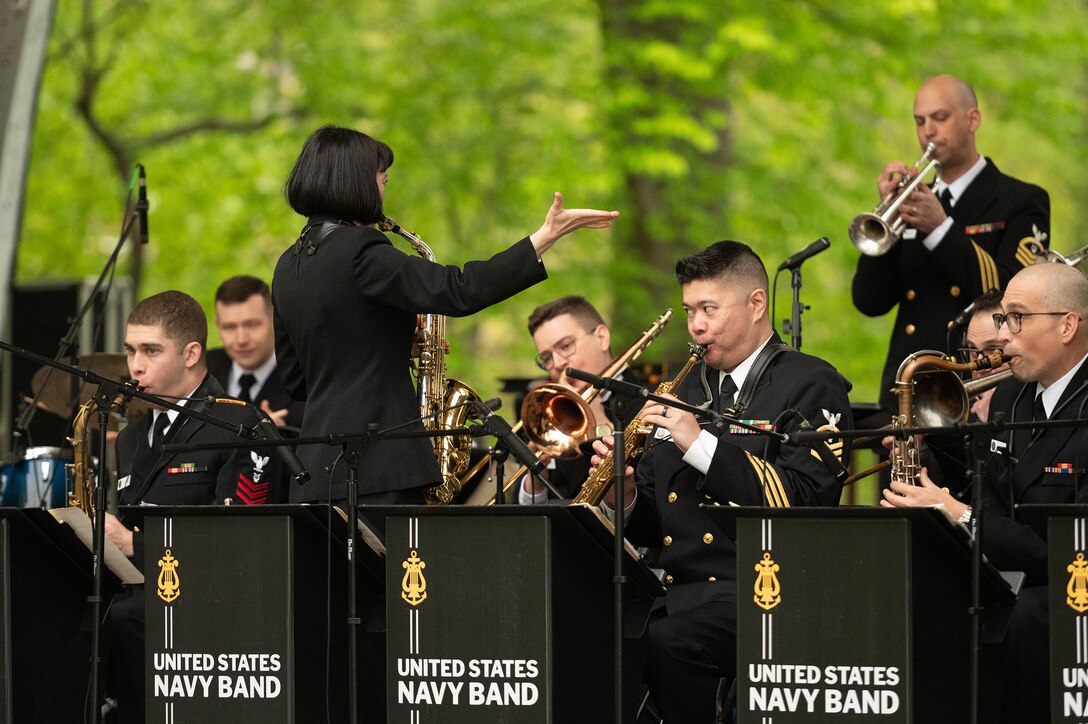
[534,329,597,371]
[992,311,1070,334]
[956,346,1004,364]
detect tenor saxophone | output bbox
[66,398,96,514]
[572,343,706,505]
[379,216,481,504]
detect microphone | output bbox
[254,415,311,485]
[473,400,546,476]
[777,237,830,272]
[136,164,149,244]
[949,301,974,329]
[787,410,848,484]
[563,368,650,399]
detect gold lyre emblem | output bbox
[401,549,428,606]
[1067,552,1088,613]
[157,549,180,603]
[753,551,781,611]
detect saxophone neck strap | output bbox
[724,342,792,417]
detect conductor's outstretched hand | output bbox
[530,192,619,256]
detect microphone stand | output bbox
[965,426,987,724]
[611,405,626,724]
[781,265,808,351]
[10,205,139,463]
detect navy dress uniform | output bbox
[852,159,1049,412]
[623,341,853,723]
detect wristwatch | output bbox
[958,505,973,526]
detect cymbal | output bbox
[30,353,152,423]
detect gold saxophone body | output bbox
[891,350,1009,485]
[572,343,706,506]
[66,399,96,514]
[379,216,480,504]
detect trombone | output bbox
[459,309,672,503]
[849,143,941,257]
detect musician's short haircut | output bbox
[675,240,769,291]
[971,288,1003,316]
[215,275,271,309]
[128,291,208,356]
[528,295,606,336]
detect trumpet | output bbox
[849,143,941,257]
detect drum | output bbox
[0,447,71,508]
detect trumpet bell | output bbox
[848,212,897,257]
[520,383,596,460]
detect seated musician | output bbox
[881,261,1088,723]
[519,295,643,503]
[592,241,853,723]
[105,291,288,723]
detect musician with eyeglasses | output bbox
[881,262,1088,724]
[518,295,644,502]
[852,74,1050,416]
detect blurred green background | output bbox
[18,0,1088,461]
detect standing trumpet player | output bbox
[852,75,1050,415]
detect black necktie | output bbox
[151,412,171,450]
[939,187,954,215]
[718,374,738,413]
[1033,394,1048,422]
[237,373,257,403]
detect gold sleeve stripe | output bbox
[1016,237,1038,268]
[745,451,790,508]
[971,241,999,291]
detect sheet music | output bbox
[333,506,387,555]
[48,507,144,584]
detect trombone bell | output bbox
[520,383,596,459]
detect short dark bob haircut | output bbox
[285,125,394,224]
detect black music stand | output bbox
[708,505,1015,724]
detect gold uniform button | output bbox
[708,576,717,582]
[905,324,916,335]
[663,535,673,546]
[950,285,961,297]
[905,289,916,300]
[667,492,678,503]
[703,533,714,544]
[665,574,674,584]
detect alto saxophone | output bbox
[66,398,96,514]
[572,343,706,505]
[379,216,481,504]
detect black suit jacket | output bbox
[935,359,1088,585]
[205,347,304,430]
[624,342,853,612]
[852,159,1049,411]
[272,218,547,503]
[115,374,288,566]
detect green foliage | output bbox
[20,0,1088,490]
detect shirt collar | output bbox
[1036,350,1088,418]
[229,354,277,397]
[936,155,987,206]
[716,333,774,404]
